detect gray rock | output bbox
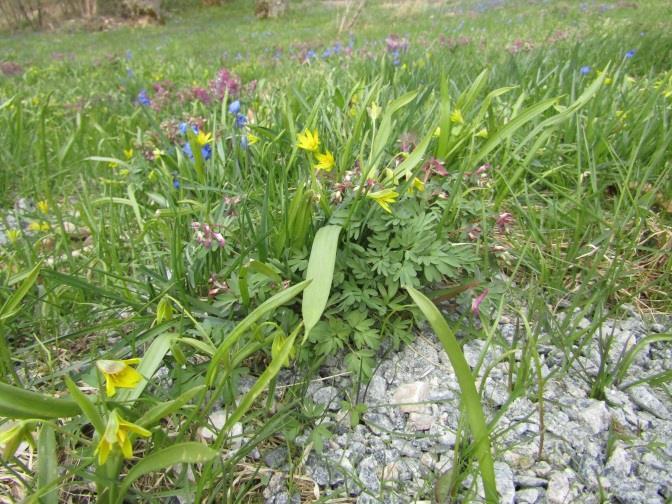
[515,488,542,503]
[358,455,380,493]
[495,462,516,504]
[605,442,632,477]
[363,412,394,435]
[546,471,571,504]
[514,474,548,488]
[263,446,288,469]
[629,386,670,419]
[312,386,341,411]
[577,399,611,434]
[366,375,387,404]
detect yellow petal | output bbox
[110,367,142,390]
[96,439,110,465]
[119,419,151,438]
[105,377,116,397]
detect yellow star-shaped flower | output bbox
[297,129,319,152]
[96,358,142,397]
[95,410,151,465]
[367,188,399,214]
[313,150,335,172]
[196,131,212,146]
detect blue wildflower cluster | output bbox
[179,122,212,161]
[136,89,151,106]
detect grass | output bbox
[0,0,671,501]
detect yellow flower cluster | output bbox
[297,129,335,172]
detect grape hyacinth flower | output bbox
[235,113,247,129]
[136,89,151,106]
[580,66,591,75]
[228,100,241,114]
[625,49,636,59]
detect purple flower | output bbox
[625,49,635,59]
[173,176,180,189]
[228,100,241,114]
[210,68,241,100]
[471,288,489,317]
[136,89,151,106]
[580,66,591,75]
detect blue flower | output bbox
[580,66,591,75]
[201,143,212,161]
[137,89,151,106]
[323,48,332,58]
[625,49,635,59]
[306,49,316,60]
[228,100,241,114]
[182,142,212,161]
[179,123,199,136]
[125,50,133,61]
[392,49,400,66]
[172,175,180,189]
[235,113,247,129]
[333,42,342,54]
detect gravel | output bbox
[259,311,672,504]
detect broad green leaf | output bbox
[0,381,79,419]
[136,385,206,428]
[207,280,310,386]
[64,376,104,434]
[0,261,42,322]
[115,332,177,404]
[37,423,58,504]
[392,127,435,180]
[117,443,217,501]
[406,286,498,503]
[302,225,342,338]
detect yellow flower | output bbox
[124,149,134,160]
[297,129,319,152]
[0,420,37,461]
[368,102,381,121]
[95,410,151,465]
[409,177,425,194]
[433,127,441,138]
[152,148,165,159]
[196,131,212,146]
[28,221,50,232]
[476,128,488,139]
[6,229,21,244]
[450,109,464,124]
[96,358,142,397]
[119,169,130,177]
[37,200,49,215]
[367,188,399,214]
[313,150,335,172]
[247,134,259,145]
[108,161,118,169]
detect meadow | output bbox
[0,0,671,501]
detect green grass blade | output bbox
[37,423,58,504]
[0,261,42,322]
[207,280,310,386]
[117,443,217,501]
[136,385,206,428]
[406,286,498,503]
[64,376,104,434]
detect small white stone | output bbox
[392,381,430,413]
[494,462,515,504]
[408,411,434,431]
[197,410,228,441]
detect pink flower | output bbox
[496,212,514,232]
[423,158,448,181]
[471,288,489,317]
